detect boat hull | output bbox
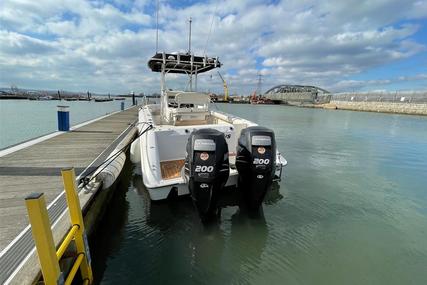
[131,105,287,201]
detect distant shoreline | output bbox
[0,94,147,101]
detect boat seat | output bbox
[175,92,210,106]
[174,119,209,126]
[165,91,211,125]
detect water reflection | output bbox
[264,182,283,205]
[90,162,132,284]
[92,104,427,284]
[133,172,282,222]
[129,173,271,284]
[133,175,197,228]
[229,206,268,279]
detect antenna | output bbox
[203,1,219,55]
[256,72,263,96]
[188,17,192,54]
[156,0,159,52]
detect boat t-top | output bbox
[130,51,287,222]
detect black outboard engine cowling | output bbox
[185,129,230,222]
[236,126,276,210]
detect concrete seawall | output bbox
[329,101,427,116]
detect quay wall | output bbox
[329,101,427,116]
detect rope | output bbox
[79,122,153,187]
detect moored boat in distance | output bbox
[94,97,113,102]
[130,51,287,222]
[250,91,276,105]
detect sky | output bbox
[0,0,426,95]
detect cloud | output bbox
[0,0,426,94]
[398,73,427,81]
[0,30,57,55]
[332,73,427,91]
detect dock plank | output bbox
[0,107,138,251]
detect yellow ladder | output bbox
[25,168,93,285]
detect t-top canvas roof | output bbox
[148,52,221,74]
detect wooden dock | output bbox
[0,107,138,284]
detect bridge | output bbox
[263,84,331,104]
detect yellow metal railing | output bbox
[25,168,93,285]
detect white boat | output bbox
[130,52,287,221]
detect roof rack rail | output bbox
[148,52,221,74]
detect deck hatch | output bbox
[160,159,185,180]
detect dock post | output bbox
[57,105,70,131]
[61,168,93,284]
[25,193,63,285]
[121,101,125,111]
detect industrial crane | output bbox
[217,71,229,102]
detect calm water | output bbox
[0,99,132,149]
[70,104,427,284]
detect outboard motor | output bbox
[185,129,230,222]
[236,126,276,210]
